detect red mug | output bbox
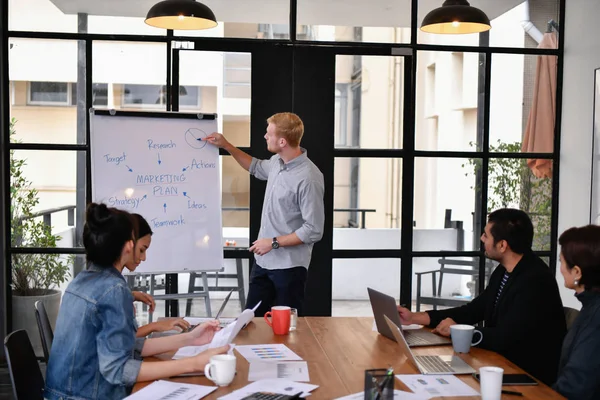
[264,306,291,335]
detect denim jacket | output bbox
[45,264,146,400]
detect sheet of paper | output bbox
[248,361,310,382]
[335,390,429,400]
[235,344,303,363]
[184,317,236,325]
[173,308,254,359]
[395,375,479,399]
[124,380,216,400]
[251,301,262,312]
[372,319,423,331]
[218,379,318,400]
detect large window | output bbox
[3,0,563,327]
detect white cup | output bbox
[204,354,236,386]
[450,324,483,353]
[479,366,504,400]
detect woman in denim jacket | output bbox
[553,225,600,399]
[45,203,229,400]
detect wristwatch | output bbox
[271,237,280,249]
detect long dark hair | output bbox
[132,213,153,239]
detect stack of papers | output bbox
[248,361,310,382]
[395,375,479,399]
[124,380,216,399]
[235,344,309,382]
[235,344,303,363]
[218,379,318,400]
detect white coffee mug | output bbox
[480,366,504,400]
[204,354,236,386]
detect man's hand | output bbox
[186,320,221,346]
[132,291,156,313]
[205,132,230,149]
[432,317,457,337]
[249,238,273,256]
[397,305,414,325]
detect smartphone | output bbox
[473,373,538,386]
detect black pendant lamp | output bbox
[421,0,491,34]
[145,0,217,30]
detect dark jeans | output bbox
[246,263,307,317]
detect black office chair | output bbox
[34,300,54,363]
[4,329,45,400]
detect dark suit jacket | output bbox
[427,252,566,385]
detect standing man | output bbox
[206,112,324,316]
[397,209,565,385]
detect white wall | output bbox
[557,1,600,309]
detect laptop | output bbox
[384,315,475,375]
[185,289,235,331]
[367,287,450,347]
[151,290,235,338]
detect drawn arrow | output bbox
[182,165,190,172]
[141,195,147,202]
[125,165,133,172]
[183,192,191,199]
[157,153,162,165]
[163,203,167,213]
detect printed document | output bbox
[124,380,216,399]
[248,361,310,381]
[395,375,479,399]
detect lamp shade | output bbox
[421,0,491,34]
[145,0,217,30]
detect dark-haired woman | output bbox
[128,213,192,337]
[45,203,228,400]
[553,225,600,399]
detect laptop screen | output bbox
[383,315,421,371]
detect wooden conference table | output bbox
[133,317,564,399]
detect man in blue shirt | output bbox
[207,112,324,316]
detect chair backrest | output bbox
[4,329,45,400]
[34,300,54,363]
[564,306,580,330]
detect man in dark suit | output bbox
[398,208,566,385]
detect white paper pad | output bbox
[173,308,254,359]
[248,361,310,382]
[372,320,423,331]
[335,390,428,400]
[235,344,303,363]
[218,379,318,400]
[395,375,479,399]
[124,380,217,400]
[185,317,236,326]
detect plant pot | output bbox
[12,289,62,358]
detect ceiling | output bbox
[47,0,526,28]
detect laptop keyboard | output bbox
[416,355,454,373]
[405,334,431,346]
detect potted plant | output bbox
[10,118,71,355]
[464,139,552,250]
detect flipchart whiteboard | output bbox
[90,110,223,274]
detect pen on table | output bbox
[501,389,523,396]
